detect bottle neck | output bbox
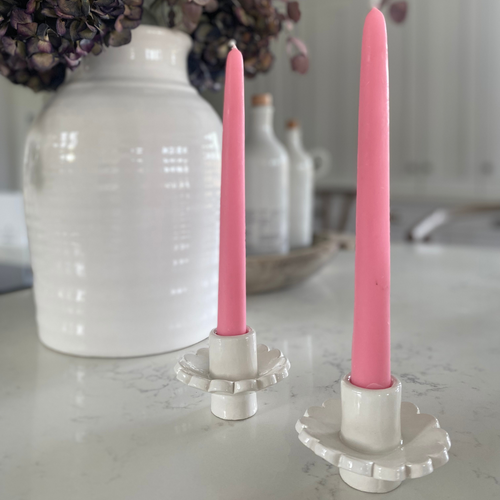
[286,127,305,153]
[249,106,276,138]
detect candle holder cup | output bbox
[175,327,290,420]
[296,374,451,493]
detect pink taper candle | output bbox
[217,46,247,336]
[351,8,392,390]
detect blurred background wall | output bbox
[205,0,500,204]
[2,0,500,205]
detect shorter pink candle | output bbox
[217,46,247,336]
[351,8,392,390]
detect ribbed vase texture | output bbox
[23,26,222,357]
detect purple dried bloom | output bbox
[0,0,144,91]
[182,1,202,32]
[27,37,51,55]
[204,0,217,13]
[290,52,307,74]
[55,17,65,35]
[16,22,37,38]
[390,1,407,23]
[186,0,305,91]
[106,25,131,45]
[30,51,58,70]
[2,36,25,57]
[287,1,300,23]
[10,7,32,29]
[25,0,36,14]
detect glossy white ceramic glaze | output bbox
[175,328,290,420]
[209,329,258,380]
[297,374,451,493]
[23,26,222,357]
[1,245,499,499]
[245,103,290,256]
[340,375,403,455]
[286,125,314,249]
[209,328,258,420]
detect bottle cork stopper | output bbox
[252,93,273,107]
[286,119,300,129]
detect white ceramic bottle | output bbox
[285,119,314,248]
[245,94,290,255]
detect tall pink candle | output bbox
[217,46,247,336]
[351,8,392,390]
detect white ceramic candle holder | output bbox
[296,374,451,493]
[175,327,290,420]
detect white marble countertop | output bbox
[1,244,499,499]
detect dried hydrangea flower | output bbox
[182,0,307,91]
[0,0,144,91]
[379,0,408,24]
[1,0,310,93]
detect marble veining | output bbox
[0,244,499,499]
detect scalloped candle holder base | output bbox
[175,327,290,420]
[296,374,451,493]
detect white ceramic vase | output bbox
[23,26,222,357]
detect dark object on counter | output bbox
[0,264,33,294]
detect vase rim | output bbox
[130,24,193,52]
[68,23,193,86]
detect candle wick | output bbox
[228,39,237,49]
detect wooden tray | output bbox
[246,232,344,294]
